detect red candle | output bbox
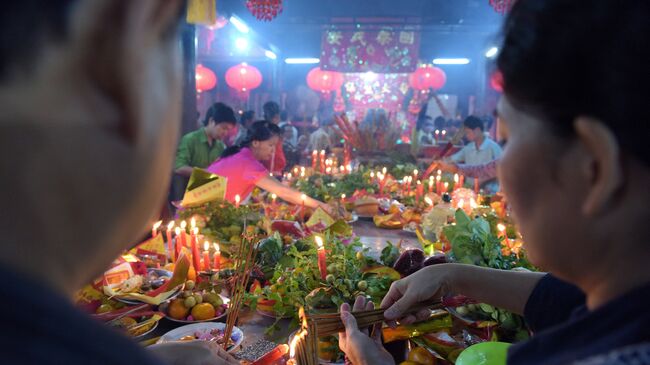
[428,176,434,193]
[435,129,440,143]
[459,175,465,189]
[271,193,277,208]
[190,227,201,273]
[166,222,175,263]
[312,150,318,170]
[474,178,480,194]
[300,194,306,222]
[319,150,326,173]
[174,227,182,261]
[315,236,327,280]
[202,241,211,271]
[180,220,188,248]
[436,175,442,194]
[151,220,162,238]
[413,169,419,181]
[378,173,386,196]
[416,180,424,203]
[213,243,221,272]
[453,174,459,191]
[443,182,449,193]
[341,194,346,205]
[235,194,241,209]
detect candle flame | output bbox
[271,193,277,200]
[417,180,422,185]
[301,166,306,172]
[235,194,241,203]
[382,167,387,175]
[193,227,199,235]
[300,171,305,177]
[190,217,196,229]
[174,227,181,235]
[301,194,306,202]
[437,169,442,176]
[454,174,459,183]
[413,169,419,176]
[425,196,434,206]
[437,175,442,182]
[314,235,324,249]
[167,221,175,231]
[442,130,447,135]
[289,331,302,358]
[287,173,293,179]
[180,220,187,229]
[320,150,326,155]
[444,182,449,189]
[214,243,220,253]
[497,223,506,232]
[341,193,346,199]
[204,241,210,251]
[152,220,162,231]
[435,129,440,135]
[370,172,375,178]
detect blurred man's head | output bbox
[0,0,184,294]
[240,110,255,128]
[203,102,236,140]
[463,116,485,142]
[263,101,281,124]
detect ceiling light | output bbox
[433,58,470,65]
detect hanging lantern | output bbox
[225,63,263,92]
[246,0,283,21]
[306,67,345,94]
[195,64,217,92]
[409,65,446,91]
[490,70,504,93]
[489,0,515,14]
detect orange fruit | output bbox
[168,298,190,320]
[191,303,216,320]
[187,265,197,282]
[407,347,435,365]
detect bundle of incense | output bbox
[223,220,258,350]
[306,299,443,337]
[423,127,466,179]
[290,307,319,365]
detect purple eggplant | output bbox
[423,253,447,267]
[393,249,425,277]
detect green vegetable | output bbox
[380,241,400,267]
[255,232,284,279]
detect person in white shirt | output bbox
[449,116,503,192]
[309,119,334,152]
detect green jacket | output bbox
[174,128,225,170]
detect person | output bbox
[174,102,237,177]
[282,125,300,170]
[279,110,298,148]
[207,121,329,211]
[338,1,650,364]
[262,101,286,175]
[410,115,436,156]
[436,159,499,180]
[231,110,255,146]
[308,118,334,153]
[0,1,237,364]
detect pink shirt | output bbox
[206,147,268,203]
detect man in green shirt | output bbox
[174,102,237,177]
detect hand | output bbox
[381,264,455,326]
[338,296,394,365]
[148,340,240,365]
[318,202,334,215]
[436,160,459,174]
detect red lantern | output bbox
[409,65,446,91]
[490,71,504,93]
[246,0,283,21]
[306,67,345,94]
[489,0,515,14]
[195,64,217,93]
[225,63,263,92]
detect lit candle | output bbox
[347,164,352,173]
[213,243,221,271]
[442,130,447,139]
[151,220,162,238]
[271,193,277,206]
[312,150,318,170]
[370,171,375,179]
[300,170,306,178]
[497,223,509,247]
[435,129,440,143]
[287,172,293,181]
[300,194,306,222]
[416,180,423,203]
[443,182,449,193]
[453,174,459,191]
[174,227,182,260]
[437,169,442,176]
[341,193,346,204]
[378,173,386,195]
[202,241,211,271]
[314,236,327,280]
[294,167,299,175]
[235,194,241,209]
[407,176,413,195]
[320,150,326,173]
[428,176,434,193]
[413,169,419,180]
[326,167,332,175]
[191,227,201,273]
[436,175,442,194]
[459,174,465,188]
[180,220,188,248]
[382,167,387,175]
[166,221,175,263]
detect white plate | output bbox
[156,322,244,353]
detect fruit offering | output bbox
[161,279,228,322]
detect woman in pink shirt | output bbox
[207,121,329,210]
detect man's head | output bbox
[203,102,236,140]
[462,116,485,142]
[0,0,185,294]
[282,125,295,141]
[263,101,281,124]
[240,110,255,128]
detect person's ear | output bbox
[251,140,260,148]
[68,0,183,143]
[573,117,623,216]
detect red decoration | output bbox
[306,67,344,94]
[195,64,217,93]
[225,63,263,92]
[490,71,504,93]
[489,0,516,14]
[246,0,283,21]
[409,65,446,90]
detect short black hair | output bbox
[263,101,280,121]
[463,116,484,131]
[280,110,289,122]
[240,110,255,125]
[498,0,650,166]
[203,102,236,126]
[0,1,71,79]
